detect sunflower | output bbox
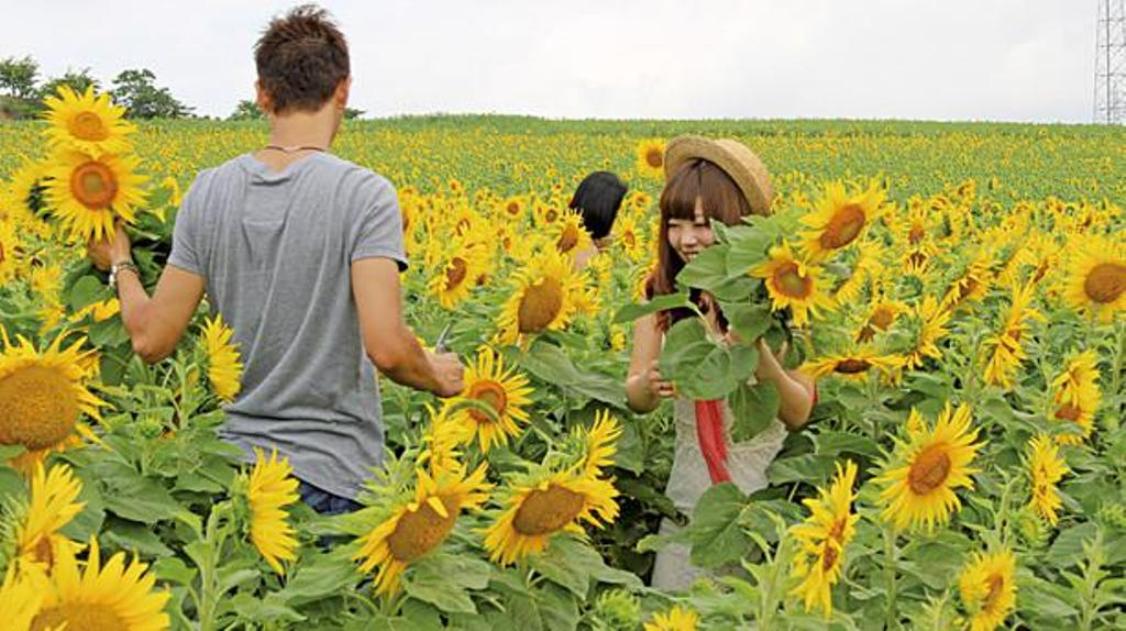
[643,605,699,631]
[958,549,1017,631]
[615,214,647,262]
[30,537,170,631]
[635,139,666,179]
[354,461,490,595]
[201,315,243,403]
[1050,350,1101,444]
[4,156,50,223]
[748,241,835,327]
[497,247,589,344]
[1063,234,1125,323]
[940,253,992,313]
[483,468,619,566]
[801,180,886,260]
[789,460,858,618]
[15,462,85,572]
[442,346,534,452]
[245,448,299,576]
[1026,434,1068,526]
[428,239,488,310]
[499,195,527,222]
[875,403,984,531]
[802,347,904,383]
[831,239,884,304]
[0,564,46,631]
[580,410,621,477]
[45,149,146,243]
[901,295,951,370]
[43,85,135,155]
[533,202,563,227]
[855,296,908,343]
[982,281,1044,389]
[551,209,594,258]
[0,329,104,472]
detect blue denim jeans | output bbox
[298,481,362,515]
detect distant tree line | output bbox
[0,55,194,120]
[1,55,366,121]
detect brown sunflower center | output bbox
[908,223,926,245]
[623,231,636,248]
[820,204,866,250]
[455,218,471,236]
[0,241,6,264]
[907,444,952,495]
[821,543,840,572]
[870,306,896,330]
[0,365,80,450]
[386,498,458,563]
[517,277,564,333]
[908,251,928,269]
[68,111,110,141]
[835,358,871,374]
[32,604,126,631]
[1083,262,1125,304]
[32,535,54,568]
[984,574,1005,610]
[827,518,847,542]
[1054,404,1081,422]
[467,380,508,423]
[645,148,663,169]
[772,262,812,299]
[445,257,468,291]
[69,160,117,209]
[557,224,580,253]
[506,201,521,216]
[512,484,585,536]
[544,208,559,223]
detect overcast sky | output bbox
[0,1,1099,122]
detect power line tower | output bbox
[1095,0,1126,123]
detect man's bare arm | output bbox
[351,257,464,397]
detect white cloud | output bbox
[0,0,1095,122]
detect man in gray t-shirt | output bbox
[88,6,464,512]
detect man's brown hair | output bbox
[255,4,350,114]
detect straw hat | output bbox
[663,135,773,215]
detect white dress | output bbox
[650,397,787,590]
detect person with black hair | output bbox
[569,171,627,270]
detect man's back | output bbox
[169,151,406,499]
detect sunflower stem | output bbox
[882,526,899,629]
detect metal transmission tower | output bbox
[1095,0,1126,123]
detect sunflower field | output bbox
[0,88,1123,630]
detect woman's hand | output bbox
[754,337,788,380]
[644,359,677,399]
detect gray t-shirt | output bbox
[169,152,407,499]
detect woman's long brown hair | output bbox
[645,158,758,330]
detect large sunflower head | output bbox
[30,536,170,631]
[789,460,859,618]
[802,346,905,383]
[748,240,836,328]
[482,468,619,566]
[552,209,594,257]
[1050,350,1101,444]
[875,403,984,531]
[201,315,243,403]
[45,149,146,243]
[1025,434,1068,526]
[0,329,104,472]
[353,460,490,596]
[243,448,299,576]
[42,85,135,155]
[427,238,489,310]
[1063,234,1125,323]
[0,564,46,631]
[442,346,534,453]
[801,179,886,259]
[497,247,588,344]
[635,139,666,179]
[15,462,85,572]
[981,281,1044,389]
[958,549,1016,631]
